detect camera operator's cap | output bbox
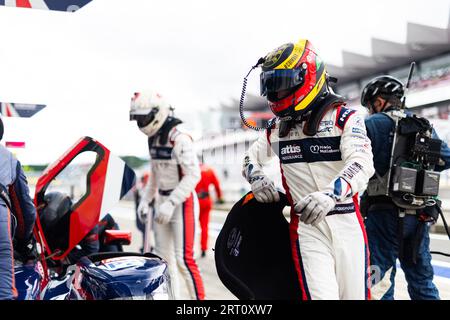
[260,39,328,119]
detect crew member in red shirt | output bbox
[195,164,223,257]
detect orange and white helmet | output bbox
[130,91,172,137]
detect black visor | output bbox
[260,68,306,96]
[130,108,158,128]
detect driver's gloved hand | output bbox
[137,198,151,223]
[250,175,280,203]
[294,192,336,226]
[155,200,176,225]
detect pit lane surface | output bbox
[110,201,450,300]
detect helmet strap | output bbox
[380,97,389,112]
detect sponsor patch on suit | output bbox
[278,137,342,164]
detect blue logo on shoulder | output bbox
[352,128,365,135]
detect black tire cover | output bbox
[214,191,301,300]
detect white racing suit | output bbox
[243,106,375,300]
[144,126,205,300]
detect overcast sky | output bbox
[1,0,450,164]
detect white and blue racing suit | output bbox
[243,105,375,300]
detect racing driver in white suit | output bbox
[242,39,375,300]
[130,91,205,300]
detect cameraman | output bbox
[361,76,450,300]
